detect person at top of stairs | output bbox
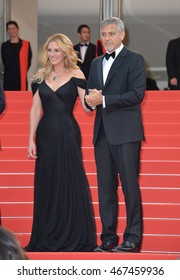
[0,81,5,115]
[1,20,32,91]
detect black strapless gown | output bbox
[25,77,96,252]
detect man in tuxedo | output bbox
[0,81,5,115]
[85,17,146,253]
[74,24,96,79]
[166,37,180,90]
[0,81,6,150]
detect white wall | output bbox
[123,15,180,89]
[11,0,38,89]
[3,0,179,90]
[37,0,180,90]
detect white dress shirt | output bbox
[102,44,124,107]
[80,42,89,63]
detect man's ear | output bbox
[120,30,125,41]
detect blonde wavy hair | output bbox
[33,33,80,82]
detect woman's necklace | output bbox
[52,69,65,80]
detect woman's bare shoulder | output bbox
[72,69,85,79]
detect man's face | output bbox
[101,23,125,53]
[79,27,91,43]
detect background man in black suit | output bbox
[74,24,96,79]
[0,81,5,115]
[0,81,6,149]
[85,17,146,253]
[166,37,180,90]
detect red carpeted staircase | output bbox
[0,90,180,260]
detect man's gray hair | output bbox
[101,17,125,32]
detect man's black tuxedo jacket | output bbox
[87,47,146,145]
[166,37,180,89]
[0,81,5,114]
[74,42,96,79]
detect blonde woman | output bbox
[25,33,96,252]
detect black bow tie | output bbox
[80,43,88,47]
[104,51,115,60]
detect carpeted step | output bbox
[1,134,180,147]
[3,232,180,254]
[0,172,180,187]
[26,251,180,260]
[1,159,180,174]
[1,90,180,256]
[0,187,180,203]
[1,147,180,160]
[2,216,180,235]
[1,202,180,219]
[1,122,180,137]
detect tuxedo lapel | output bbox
[97,57,104,88]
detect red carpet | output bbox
[0,90,180,259]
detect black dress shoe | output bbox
[94,241,115,252]
[112,241,140,253]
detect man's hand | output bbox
[85,89,103,107]
[170,77,178,86]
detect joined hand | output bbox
[85,89,103,107]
